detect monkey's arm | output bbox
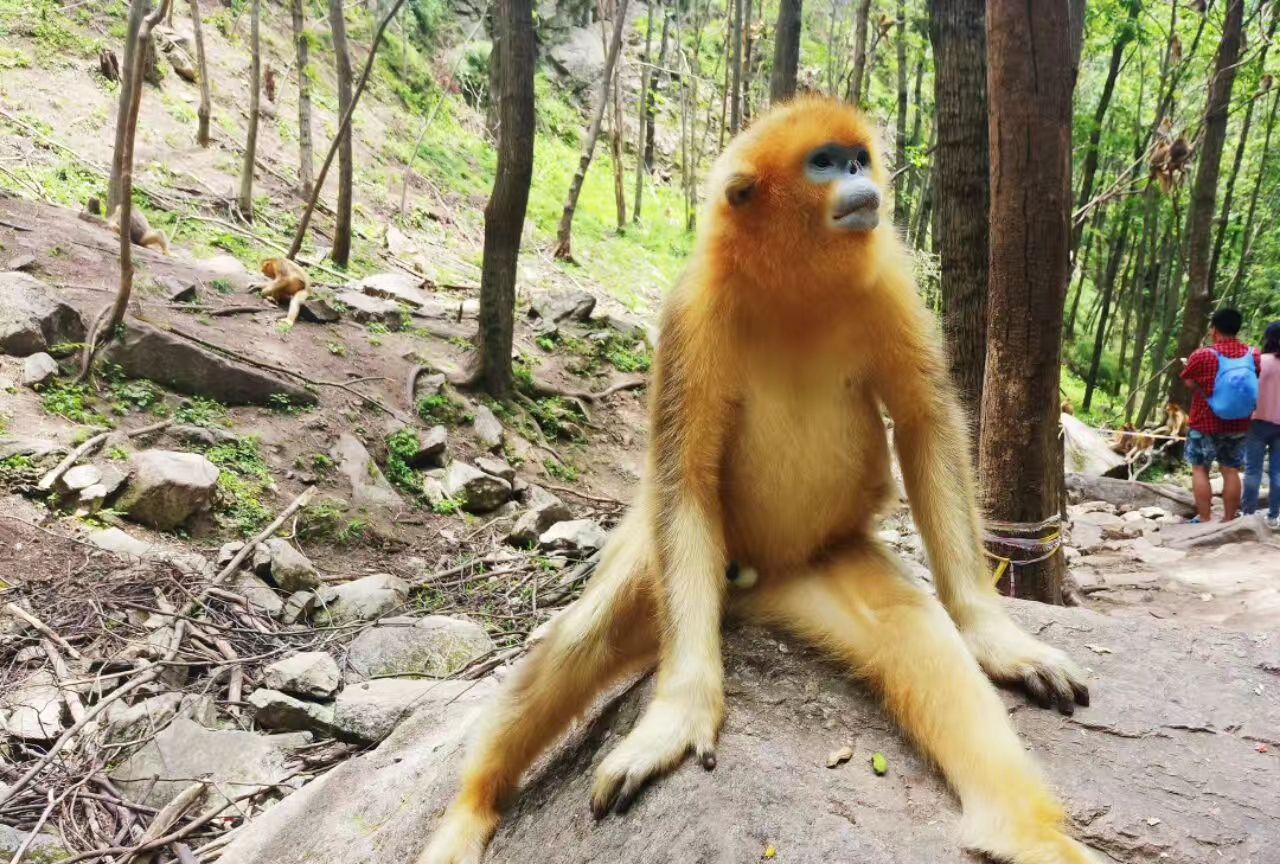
[874,278,1089,714]
[590,290,735,816]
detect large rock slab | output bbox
[330,678,494,746]
[1159,515,1275,550]
[315,573,408,625]
[111,718,310,817]
[1065,473,1196,516]
[263,651,341,699]
[331,433,403,513]
[0,669,65,741]
[104,321,317,407]
[0,271,85,356]
[547,24,607,92]
[218,602,1279,864]
[116,449,219,530]
[345,616,495,681]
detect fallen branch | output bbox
[543,483,625,507]
[37,418,173,492]
[530,374,646,403]
[4,603,84,659]
[0,217,33,232]
[123,780,207,864]
[6,790,58,864]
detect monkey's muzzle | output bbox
[831,176,881,232]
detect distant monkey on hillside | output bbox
[107,204,170,255]
[417,98,1098,864]
[259,257,310,327]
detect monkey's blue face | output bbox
[805,143,881,233]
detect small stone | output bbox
[443,461,512,514]
[21,352,58,389]
[261,539,321,592]
[473,405,504,451]
[116,450,219,530]
[345,615,495,681]
[334,291,404,329]
[1139,506,1169,520]
[416,373,446,400]
[315,573,408,625]
[217,541,246,568]
[529,290,596,325]
[422,476,447,506]
[507,485,572,546]
[539,518,607,552]
[408,425,448,469]
[0,670,65,741]
[6,254,36,272]
[281,590,317,625]
[262,652,341,699]
[475,456,515,482]
[234,572,284,616]
[157,274,197,303]
[248,689,336,734]
[60,463,102,492]
[331,678,480,745]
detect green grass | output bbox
[174,397,229,428]
[206,438,274,537]
[417,392,470,426]
[41,381,108,426]
[384,428,425,497]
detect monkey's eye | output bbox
[810,152,835,170]
[854,147,871,168]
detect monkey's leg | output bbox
[740,546,1101,864]
[283,289,308,326]
[418,521,659,864]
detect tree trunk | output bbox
[237,0,261,221]
[978,0,1073,604]
[1070,0,1137,259]
[471,0,536,400]
[291,0,315,197]
[1083,223,1130,412]
[1064,206,1104,339]
[849,0,872,105]
[329,0,354,266]
[632,0,655,222]
[892,0,908,226]
[770,0,802,101]
[1139,194,1186,425]
[1167,0,1244,408]
[109,0,150,213]
[190,0,211,146]
[1226,88,1280,303]
[928,0,988,426]
[609,31,627,230]
[901,56,926,217]
[729,0,743,134]
[553,0,630,261]
[644,7,668,172]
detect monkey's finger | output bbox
[590,774,625,821]
[613,772,652,814]
[697,747,717,770]
[1071,680,1091,707]
[1021,670,1053,709]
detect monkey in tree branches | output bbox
[417,98,1098,864]
[107,204,170,255]
[259,257,309,326]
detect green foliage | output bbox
[207,438,273,536]
[432,497,462,515]
[41,382,106,426]
[543,458,579,484]
[417,393,469,426]
[174,398,229,428]
[384,428,425,496]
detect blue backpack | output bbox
[1207,350,1259,420]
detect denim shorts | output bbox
[1186,430,1246,469]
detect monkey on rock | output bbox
[418,97,1099,864]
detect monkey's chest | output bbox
[720,374,892,569]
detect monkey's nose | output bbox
[832,177,881,231]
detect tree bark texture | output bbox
[978,0,1073,604]
[109,0,150,213]
[329,0,355,265]
[849,0,871,106]
[190,0,211,147]
[730,0,743,133]
[893,0,908,227]
[769,0,801,102]
[633,0,655,221]
[292,0,315,197]
[237,0,261,221]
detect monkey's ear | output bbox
[724,172,757,208]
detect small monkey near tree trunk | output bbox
[467,0,536,398]
[978,0,1074,603]
[238,0,261,221]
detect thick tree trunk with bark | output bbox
[190,0,211,146]
[237,0,261,221]
[1168,0,1244,408]
[849,0,872,106]
[928,0,988,426]
[770,0,802,102]
[553,0,630,260]
[330,0,354,265]
[471,0,536,399]
[978,0,1073,604]
[109,0,150,213]
[291,0,315,197]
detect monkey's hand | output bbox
[959,607,1090,715]
[416,802,497,864]
[590,688,723,818]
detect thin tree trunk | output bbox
[553,0,631,260]
[1083,224,1130,411]
[979,0,1073,603]
[237,0,261,221]
[471,0,536,399]
[1070,0,1137,259]
[729,0,743,134]
[109,0,150,213]
[329,0,354,264]
[1168,0,1244,408]
[1139,194,1185,425]
[849,0,872,105]
[1114,246,1139,397]
[902,55,926,215]
[644,8,668,172]
[741,0,755,123]
[770,0,802,101]
[1226,88,1280,302]
[610,32,627,229]
[190,0,211,146]
[633,0,655,222]
[893,0,908,226]
[1065,206,1104,338]
[291,0,315,197]
[928,0,988,426]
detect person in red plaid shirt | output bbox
[1179,308,1262,523]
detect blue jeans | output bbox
[1243,420,1280,518]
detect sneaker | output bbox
[1267,516,1280,530]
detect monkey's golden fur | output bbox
[259,258,310,327]
[419,98,1098,864]
[107,205,169,255]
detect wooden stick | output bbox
[4,603,83,659]
[122,781,206,864]
[36,418,173,492]
[43,640,87,723]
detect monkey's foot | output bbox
[415,803,497,864]
[960,609,1090,715]
[964,816,1104,864]
[590,696,720,818]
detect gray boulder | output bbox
[474,456,515,482]
[1160,515,1275,550]
[0,438,64,461]
[315,573,408,625]
[59,463,102,493]
[216,603,1280,864]
[358,272,429,308]
[472,405,504,451]
[0,825,68,862]
[235,571,285,615]
[100,692,213,746]
[0,670,65,741]
[116,449,219,530]
[249,689,337,735]
[345,615,494,681]
[257,539,321,592]
[104,321,317,407]
[0,271,85,356]
[330,678,492,746]
[443,461,512,514]
[334,291,405,329]
[1065,473,1196,517]
[263,651,341,699]
[539,518,607,552]
[21,351,58,389]
[282,590,318,625]
[407,424,448,469]
[332,434,404,513]
[507,485,572,546]
[111,718,310,817]
[529,291,596,327]
[547,25,607,92]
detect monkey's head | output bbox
[261,258,280,278]
[704,98,891,293]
